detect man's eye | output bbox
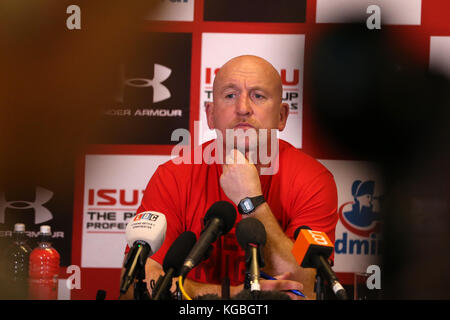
[253,93,265,99]
[225,93,236,99]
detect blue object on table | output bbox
[259,271,306,298]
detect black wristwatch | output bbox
[238,195,266,215]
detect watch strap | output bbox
[251,195,265,208]
[238,195,266,215]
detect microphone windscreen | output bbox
[292,227,333,268]
[232,289,291,300]
[163,231,197,275]
[293,225,312,240]
[235,217,266,248]
[95,290,106,300]
[194,294,221,300]
[126,211,167,252]
[204,201,237,234]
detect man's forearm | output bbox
[250,203,299,273]
[183,278,243,299]
[250,202,316,298]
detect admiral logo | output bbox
[338,180,381,237]
[0,186,53,224]
[335,180,382,256]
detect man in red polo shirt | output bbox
[124,55,338,299]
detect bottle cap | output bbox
[14,223,25,232]
[40,225,52,235]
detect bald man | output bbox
[123,55,338,300]
[206,55,288,163]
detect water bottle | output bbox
[28,225,60,300]
[3,223,32,299]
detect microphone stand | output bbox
[221,254,230,300]
[312,255,348,300]
[314,272,325,300]
[134,264,150,300]
[152,269,175,300]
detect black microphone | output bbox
[180,201,237,278]
[96,290,106,300]
[292,226,348,300]
[294,225,310,240]
[235,217,266,292]
[120,211,167,295]
[152,231,197,300]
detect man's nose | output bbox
[235,92,252,116]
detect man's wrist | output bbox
[237,195,266,215]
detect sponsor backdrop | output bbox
[81,155,171,268]
[0,182,73,267]
[2,0,448,300]
[98,32,192,145]
[319,160,383,273]
[199,33,304,148]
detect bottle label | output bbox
[28,246,60,300]
[29,277,58,300]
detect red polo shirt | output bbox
[134,139,338,286]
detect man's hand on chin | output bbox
[220,149,262,205]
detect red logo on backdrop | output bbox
[204,67,300,112]
[88,189,144,207]
[205,68,220,84]
[280,69,299,86]
[204,67,299,85]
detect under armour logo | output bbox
[117,63,172,103]
[0,186,53,224]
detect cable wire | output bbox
[178,275,192,300]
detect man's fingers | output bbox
[233,149,247,164]
[225,148,247,164]
[260,278,304,292]
[272,271,292,281]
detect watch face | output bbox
[242,198,254,213]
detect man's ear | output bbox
[205,101,215,130]
[277,103,289,132]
